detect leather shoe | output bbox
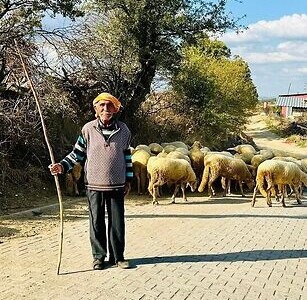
[93,258,105,270]
[117,260,130,269]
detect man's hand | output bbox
[124,182,131,196]
[49,163,63,175]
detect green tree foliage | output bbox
[172,37,258,148]
[83,0,241,131]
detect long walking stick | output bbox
[14,40,64,275]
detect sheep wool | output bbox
[147,157,197,205]
[132,149,151,195]
[252,160,307,207]
[198,154,254,197]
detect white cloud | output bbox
[277,41,307,55]
[220,14,307,96]
[244,52,307,64]
[223,14,307,43]
[297,67,307,73]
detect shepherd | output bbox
[49,92,133,270]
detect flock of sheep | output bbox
[131,141,307,207]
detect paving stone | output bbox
[1,196,306,300]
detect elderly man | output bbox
[49,92,133,270]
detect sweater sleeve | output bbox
[60,134,87,173]
[124,148,133,182]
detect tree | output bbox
[83,0,241,131]
[171,37,258,148]
[0,0,84,196]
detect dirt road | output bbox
[244,114,307,159]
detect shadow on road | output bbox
[132,249,307,266]
[126,212,307,220]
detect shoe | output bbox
[108,258,116,266]
[93,258,105,270]
[117,260,130,269]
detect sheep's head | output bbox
[187,180,197,192]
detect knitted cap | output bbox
[93,93,121,113]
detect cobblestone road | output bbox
[1,194,306,300]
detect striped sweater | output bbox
[60,118,133,191]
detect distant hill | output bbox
[258,97,276,102]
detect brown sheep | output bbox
[198,154,254,197]
[65,162,83,196]
[189,141,205,185]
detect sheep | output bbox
[152,151,191,197]
[167,150,191,163]
[228,144,257,164]
[175,147,190,156]
[250,149,274,173]
[163,144,177,153]
[251,160,307,207]
[203,151,236,195]
[134,144,151,154]
[147,157,197,205]
[198,154,254,197]
[251,154,269,170]
[206,151,233,158]
[300,158,307,173]
[65,162,83,196]
[189,141,205,184]
[200,146,211,155]
[148,143,163,155]
[161,141,189,150]
[229,144,257,155]
[132,149,151,195]
[234,152,254,164]
[259,149,274,159]
[271,156,307,198]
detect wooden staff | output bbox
[14,40,64,275]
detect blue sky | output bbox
[222,0,307,98]
[43,0,307,98]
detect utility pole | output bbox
[287,82,292,94]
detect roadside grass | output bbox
[265,114,307,148]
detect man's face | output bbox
[94,100,117,123]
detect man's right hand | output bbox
[49,163,63,175]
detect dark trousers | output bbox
[87,189,125,262]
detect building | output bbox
[276,93,307,118]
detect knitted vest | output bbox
[81,119,131,191]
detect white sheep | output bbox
[175,147,190,156]
[163,144,177,153]
[148,143,163,155]
[132,149,151,195]
[251,160,307,207]
[228,144,257,155]
[161,141,189,150]
[147,157,197,205]
[259,149,274,159]
[167,150,191,163]
[135,144,151,154]
[251,154,269,170]
[198,154,254,197]
[272,156,306,197]
[228,144,257,164]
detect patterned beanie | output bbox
[93,93,121,113]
